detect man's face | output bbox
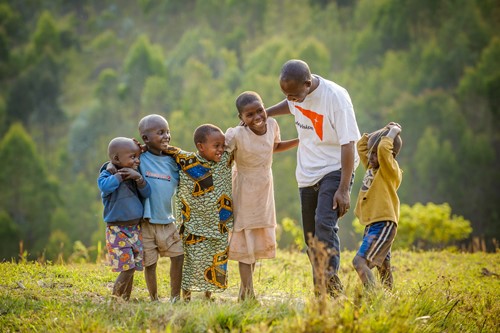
[280,79,311,103]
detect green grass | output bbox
[0,250,498,332]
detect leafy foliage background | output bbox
[0,0,498,259]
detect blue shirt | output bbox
[139,151,180,224]
[98,170,151,223]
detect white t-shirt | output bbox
[287,75,361,187]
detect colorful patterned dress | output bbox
[164,146,234,292]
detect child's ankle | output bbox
[182,289,191,302]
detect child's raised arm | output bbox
[386,122,402,139]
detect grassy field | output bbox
[0,249,498,332]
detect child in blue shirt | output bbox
[138,114,184,302]
[98,137,151,301]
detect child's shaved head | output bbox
[107,137,138,160]
[138,114,169,137]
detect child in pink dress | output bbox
[225,91,299,300]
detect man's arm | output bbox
[266,100,291,117]
[332,141,355,218]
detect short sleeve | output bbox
[332,88,360,145]
[225,127,238,152]
[270,117,281,143]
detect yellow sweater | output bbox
[354,134,402,226]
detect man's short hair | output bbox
[280,59,312,83]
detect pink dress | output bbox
[225,117,280,264]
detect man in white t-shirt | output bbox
[267,59,361,297]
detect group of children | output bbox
[98,91,299,302]
[98,89,403,302]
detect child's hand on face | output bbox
[117,168,142,181]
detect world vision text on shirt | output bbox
[295,105,324,140]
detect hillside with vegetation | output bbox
[0,0,499,260]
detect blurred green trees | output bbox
[0,0,498,260]
[352,202,473,250]
[0,123,59,259]
[0,210,19,260]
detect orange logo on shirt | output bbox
[295,105,323,140]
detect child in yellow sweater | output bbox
[352,122,402,289]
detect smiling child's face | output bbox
[142,117,171,155]
[113,142,141,170]
[239,100,267,135]
[197,130,225,162]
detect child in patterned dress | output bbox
[163,124,234,301]
[225,91,298,300]
[98,137,151,300]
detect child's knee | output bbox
[352,255,366,270]
[171,254,184,264]
[144,262,157,276]
[123,268,135,277]
[378,260,391,272]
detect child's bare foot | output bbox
[182,289,191,303]
[169,295,181,304]
[204,291,214,301]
